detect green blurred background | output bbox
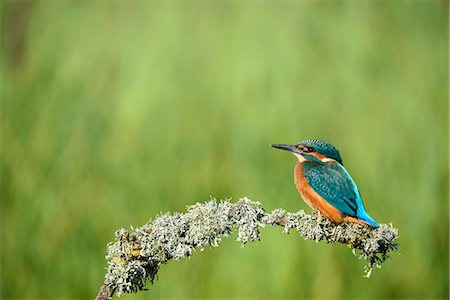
[1,1,448,299]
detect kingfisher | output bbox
[271,139,379,228]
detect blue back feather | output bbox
[302,161,379,228]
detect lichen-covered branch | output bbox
[96,197,399,299]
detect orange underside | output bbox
[294,162,366,226]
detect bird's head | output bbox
[271,139,343,165]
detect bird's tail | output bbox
[357,210,380,228]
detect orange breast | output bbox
[294,162,344,223]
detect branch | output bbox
[95,197,399,299]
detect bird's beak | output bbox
[270,144,305,155]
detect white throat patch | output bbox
[293,153,307,162]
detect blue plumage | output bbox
[271,139,380,228]
[299,139,343,165]
[303,161,379,228]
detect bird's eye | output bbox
[307,147,315,153]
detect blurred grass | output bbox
[1,1,448,299]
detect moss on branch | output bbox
[96,197,399,299]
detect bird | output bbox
[271,139,379,228]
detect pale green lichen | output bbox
[264,208,399,277]
[101,197,399,298]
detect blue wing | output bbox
[302,161,379,227]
